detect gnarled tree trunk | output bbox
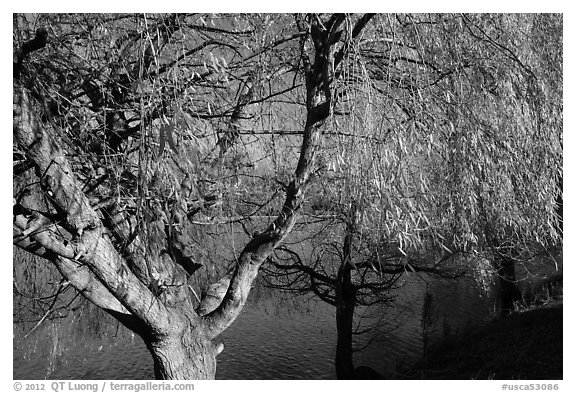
[143,315,219,379]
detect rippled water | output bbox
[13,274,491,380]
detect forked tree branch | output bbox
[202,13,375,339]
[13,85,172,336]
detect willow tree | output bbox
[416,14,563,316]
[12,13,562,380]
[13,13,374,379]
[264,13,562,378]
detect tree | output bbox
[264,12,562,378]
[13,13,375,379]
[264,209,460,379]
[418,14,563,316]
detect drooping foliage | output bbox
[13,13,561,379]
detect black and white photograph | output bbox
[11,9,564,383]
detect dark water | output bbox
[13,274,491,380]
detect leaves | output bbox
[14,12,562,333]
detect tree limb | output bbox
[13,85,172,336]
[201,13,353,339]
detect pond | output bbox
[13,273,492,380]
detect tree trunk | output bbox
[140,305,222,380]
[335,227,356,380]
[493,254,522,319]
[143,318,219,380]
[335,263,356,380]
[334,217,384,380]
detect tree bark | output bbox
[143,314,219,380]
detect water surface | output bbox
[13,274,491,379]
